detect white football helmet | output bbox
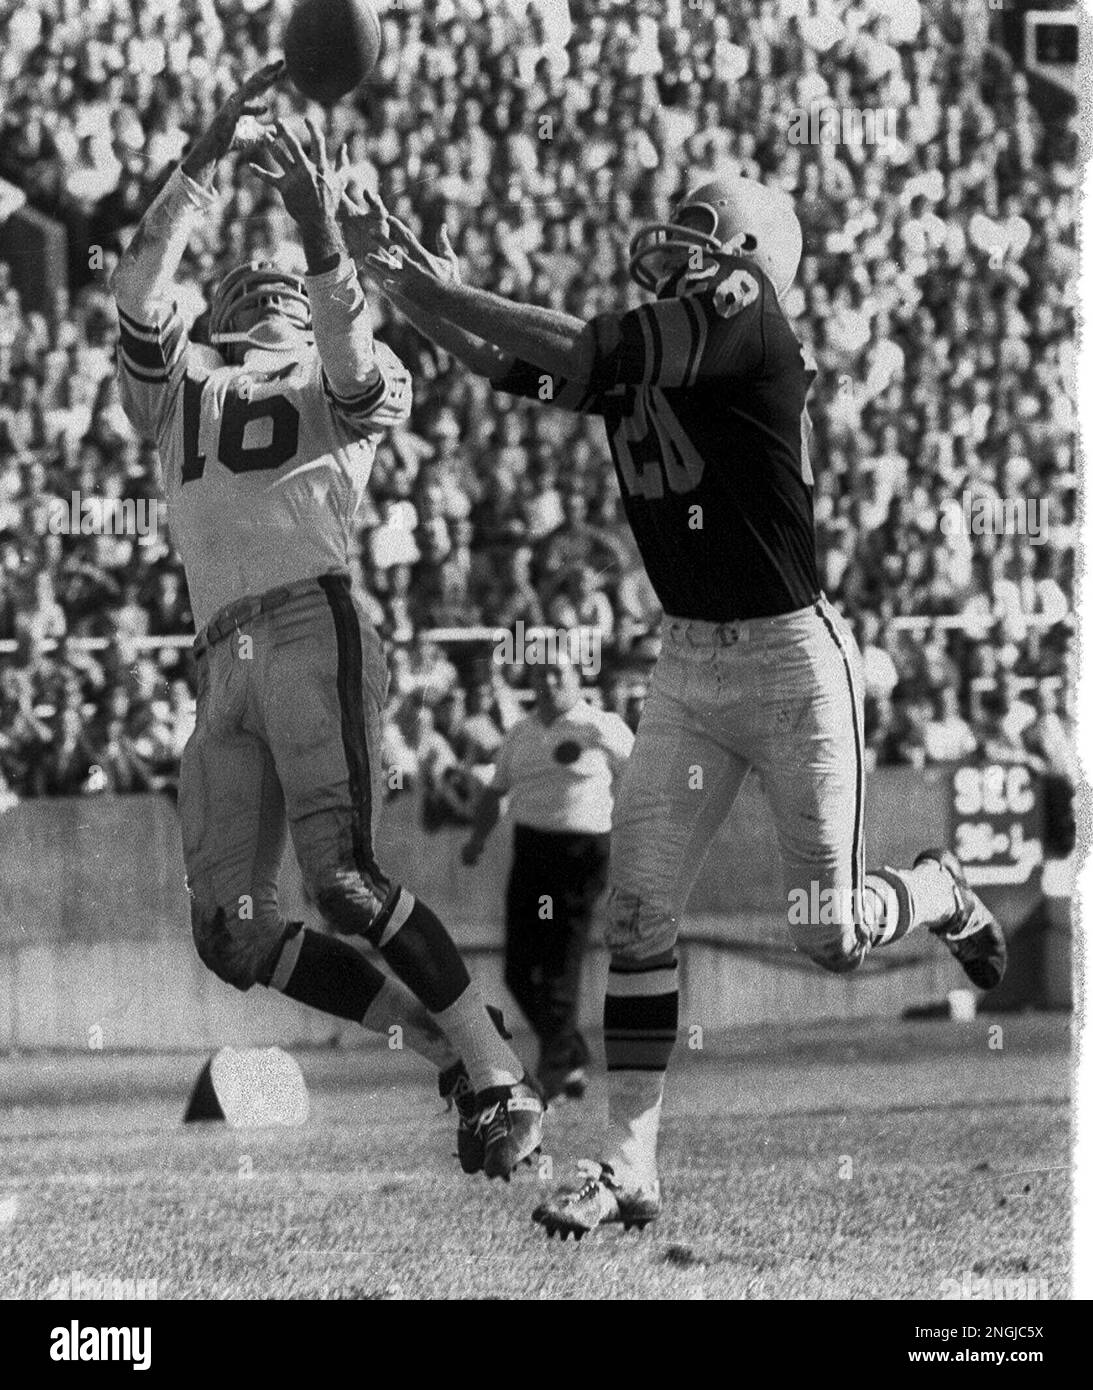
[208,261,313,363]
[629,176,803,300]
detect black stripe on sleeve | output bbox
[644,305,664,385]
[322,366,385,416]
[680,295,703,385]
[116,304,159,336]
[118,323,170,371]
[117,346,169,384]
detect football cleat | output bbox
[473,1076,546,1182]
[532,1162,661,1241]
[438,1060,484,1175]
[915,849,1008,991]
[438,1005,514,1176]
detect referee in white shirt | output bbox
[463,653,634,1100]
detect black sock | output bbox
[277,928,386,1022]
[378,896,471,1014]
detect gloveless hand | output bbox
[185,60,284,173]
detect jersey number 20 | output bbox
[614,389,705,500]
[181,378,301,484]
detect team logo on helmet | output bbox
[208,261,312,362]
[629,176,802,300]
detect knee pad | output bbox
[605,887,681,962]
[190,900,287,992]
[310,863,399,944]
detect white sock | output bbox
[361,976,458,1073]
[606,1070,665,1191]
[433,983,522,1093]
[903,862,960,930]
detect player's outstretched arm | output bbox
[252,119,386,405]
[110,61,283,317]
[356,217,595,382]
[340,189,513,381]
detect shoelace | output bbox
[473,1100,512,1148]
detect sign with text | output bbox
[949,763,1044,888]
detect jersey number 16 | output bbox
[181,377,301,483]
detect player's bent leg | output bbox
[293,836,544,1176]
[761,601,878,975]
[765,600,1004,986]
[274,580,542,1178]
[188,895,459,1070]
[296,820,516,1062]
[181,728,459,1070]
[181,725,291,993]
[781,838,1005,985]
[292,813,546,1177]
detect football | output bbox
[283,0,383,106]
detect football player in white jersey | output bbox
[111,65,543,1180]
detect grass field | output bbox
[0,1015,1071,1300]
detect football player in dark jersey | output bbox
[346,174,1006,1238]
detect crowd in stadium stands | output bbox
[0,0,1077,808]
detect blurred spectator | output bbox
[922,687,978,764]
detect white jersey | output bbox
[113,173,410,628]
[492,700,634,835]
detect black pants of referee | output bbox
[503,824,609,1084]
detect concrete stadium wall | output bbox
[0,771,1034,1051]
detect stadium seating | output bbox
[0,0,1076,802]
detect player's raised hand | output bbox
[432,225,463,286]
[249,118,342,231]
[183,60,285,176]
[341,184,461,287]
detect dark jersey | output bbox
[492,255,820,621]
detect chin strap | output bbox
[211,320,314,362]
